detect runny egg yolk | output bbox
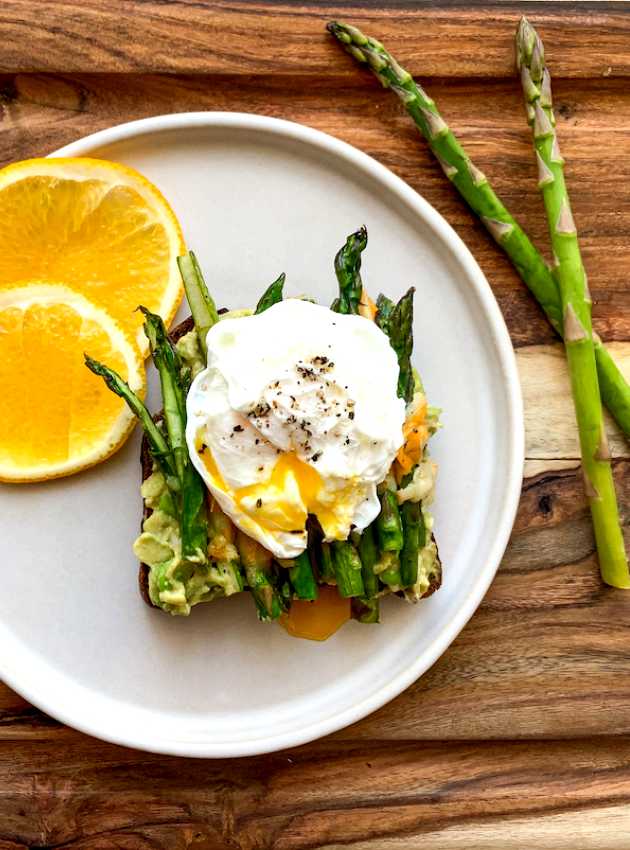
[198,441,341,535]
[186,300,406,558]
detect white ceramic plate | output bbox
[0,113,523,757]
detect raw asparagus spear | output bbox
[327,20,630,439]
[332,226,368,314]
[236,530,284,620]
[177,251,219,359]
[331,540,365,597]
[516,18,629,588]
[84,355,175,479]
[376,489,404,552]
[255,273,285,314]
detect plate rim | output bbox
[2,111,524,757]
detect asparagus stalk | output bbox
[84,355,175,479]
[327,21,630,439]
[376,551,402,588]
[140,308,188,482]
[281,551,319,600]
[177,251,219,359]
[331,540,365,597]
[388,288,415,403]
[400,500,422,587]
[318,541,336,584]
[516,18,629,588]
[332,226,368,314]
[352,596,380,623]
[255,273,286,314]
[376,489,404,552]
[236,530,284,620]
[352,526,381,623]
[356,525,380,598]
[140,307,208,562]
[375,294,395,337]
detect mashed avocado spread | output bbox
[133,329,242,615]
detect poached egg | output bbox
[186,299,405,559]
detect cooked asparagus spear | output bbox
[376,489,404,552]
[140,307,209,562]
[327,20,630,439]
[352,527,381,623]
[236,530,284,620]
[332,226,368,314]
[281,551,319,600]
[318,541,336,584]
[331,540,365,597]
[516,18,629,588]
[177,251,219,359]
[375,294,395,337]
[400,499,422,587]
[357,525,380,598]
[255,273,285,314]
[389,288,415,403]
[84,355,175,479]
[352,596,380,623]
[140,308,188,481]
[377,551,402,588]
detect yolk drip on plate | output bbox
[280,585,350,641]
[198,442,352,640]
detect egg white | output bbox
[186,299,405,559]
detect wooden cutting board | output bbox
[2,2,630,847]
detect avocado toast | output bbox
[87,227,442,639]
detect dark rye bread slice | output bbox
[138,314,442,606]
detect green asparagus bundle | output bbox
[515,18,629,588]
[327,20,630,440]
[85,226,441,628]
[328,19,630,589]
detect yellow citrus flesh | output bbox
[0,283,145,482]
[0,158,185,353]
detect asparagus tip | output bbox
[516,17,544,80]
[84,353,121,395]
[352,224,368,251]
[84,351,98,371]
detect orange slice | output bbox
[0,158,185,354]
[0,283,144,482]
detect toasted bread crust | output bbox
[137,313,442,607]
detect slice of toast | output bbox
[138,315,442,607]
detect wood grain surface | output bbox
[2,1,630,847]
